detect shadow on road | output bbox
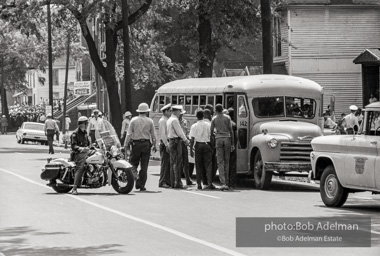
[43,192,130,196]
[0,226,124,255]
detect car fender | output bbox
[111,159,132,169]
[52,158,75,167]
[311,152,347,187]
[249,133,290,164]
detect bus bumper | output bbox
[264,162,312,172]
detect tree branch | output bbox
[115,0,153,31]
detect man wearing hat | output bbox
[44,114,59,154]
[87,109,105,143]
[125,103,157,191]
[167,105,190,189]
[121,111,132,145]
[158,103,171,188]
[342,105,360,135]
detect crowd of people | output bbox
[323,104,364,134]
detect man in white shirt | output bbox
[65,115,71,132]
[342,105,359,134]
[87,109,105,143]
[190,109,215,190]
[158,104,171,188]
[167,105,190,189]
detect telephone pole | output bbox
[122,0,132,113]
[47,2,54,115]
[261,0,273,74]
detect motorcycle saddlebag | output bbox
[40,163,63,180]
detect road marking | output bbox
[0,167,245,256]
[182,190,221,199]
[372,230,380,235]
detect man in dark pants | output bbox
[190,110,215,190]
[179,110,194,185]
[71,116,90,195]
[227,108,237,189]
[204,109,216,184]
[44,114,59,154]
[158,103,171,188]
[124,103,157,191]
[167,105,190,189]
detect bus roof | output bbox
[157,75,323,97]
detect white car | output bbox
[16,122,48,145]
[310,102,380,207]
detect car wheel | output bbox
[253,150,272,190]
[17,136,21,144]
[21,138,25,144]
[320,165,348,207]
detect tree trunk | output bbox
[197,1,214,78]
[261,0,273,74]
[122,0,133,114]
[1,56,9,122]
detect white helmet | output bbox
[78,116,88,124]
[136,103,151,113]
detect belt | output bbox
[196,142,209,144]
[133,139,150,142]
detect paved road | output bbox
[0,134,379,256]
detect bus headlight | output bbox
[268,138,278,148]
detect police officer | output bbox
[342,105,359,134]
[124,103,157,191]
[158,103,171,188]
[44,114,59,154]
[71,116,91,195]
[167,105,190,189]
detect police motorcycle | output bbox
[40,121,134,194]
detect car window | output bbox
[24,123,44,131]
[367,111,380,136]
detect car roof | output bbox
[23,122,44,126]
[365,101,380,111]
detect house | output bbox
[274,0,380,116]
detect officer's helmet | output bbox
[78,116,89,125]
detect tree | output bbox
[154,0,262,78]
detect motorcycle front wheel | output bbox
[111,168,134,194]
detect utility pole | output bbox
[261,0,273,74]
[47,2,54,115]
[122,0,132,113]
[62,33,70,149]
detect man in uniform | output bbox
[167,105,190,189]
[71,116,91,195]
[124,103,157,191]
[120,111,132,145]
[158,103,171,188]
[342,105,359,134]
[210,104,235,191]
[179,109,194,186]
[87,109,105,143]
[44,114,59,154]
[189,110,215,190]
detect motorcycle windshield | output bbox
[95,120,121,150]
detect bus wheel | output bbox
[253,150,272,190]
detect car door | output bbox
[375,135,380,189]
[344,135,378,189]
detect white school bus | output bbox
[150,75,324,189]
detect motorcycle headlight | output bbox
[268,138,278,148]
[110,146,119,157]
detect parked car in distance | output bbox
[16,122,47,145]
[310,102,380,207]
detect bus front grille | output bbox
[280,141,313,162]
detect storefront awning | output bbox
[353,48,380,65]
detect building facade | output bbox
[275,0,380,116]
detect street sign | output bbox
[74,81,92,96]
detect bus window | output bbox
[185,95,192,113]
[200,95,206,109]
[226,95,234,109]
[207,96,214,106]
[165,95,171,104]
[159,95,165,111]
[192,95,199,114]
[216,95,223,105]
[253,97,285,117]
[285,97,316,119]
[238,96,247,118]
[172,95,178,105]
[153,96,159,113]
[179,95,184,106]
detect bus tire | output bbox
[253,150,272,190]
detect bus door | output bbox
[235,94,249,172]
